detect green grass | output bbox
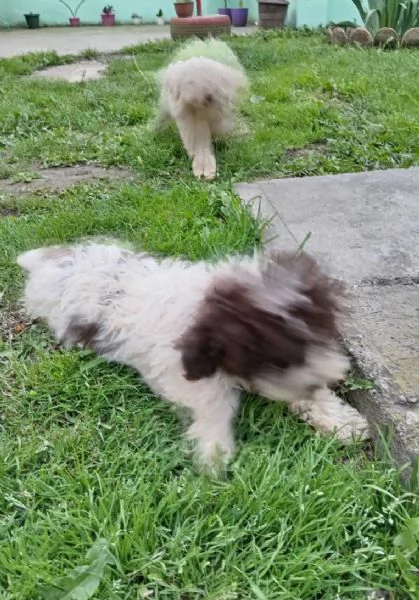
[1,31,419,599]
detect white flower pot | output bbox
[156,16,165,25]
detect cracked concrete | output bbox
[236,167,419,472]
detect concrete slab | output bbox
[31,60,106,82]
[0,25,258,59]
[236,168,419,471]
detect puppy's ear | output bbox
[264,250,346,333]
[176,276,307,383]
[176,325,225,381]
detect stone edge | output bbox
[236,181,419,475]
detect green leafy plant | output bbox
[341,375,376,393]
[394,518,419,596]
[102,4,113,14]
[156,8,163,17]
[56,0,88,17]
[351,0,419,35]
[39,539,117,600]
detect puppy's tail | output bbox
[17,248,48,272]
[17,247,72,272]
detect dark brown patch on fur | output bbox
[265,251,345,340]
[65,316,119,354]
[176,252,344,382]
[66,319,101,349]
[204,93,213,106]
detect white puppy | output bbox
[155,38,248,181]
[17,242,369,467]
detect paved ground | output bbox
[236,168,419,472]
[0,25,258,58]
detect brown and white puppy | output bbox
[17,241,369,468]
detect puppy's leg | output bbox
[211,114,249,139]
[151,97,172,132]
[153,110,171,132]
[176,112,217,181]
[209,114,232,138]
[289,387,370,443]
[186,387,240,466]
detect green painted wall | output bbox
[0,0,359,28]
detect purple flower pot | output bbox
[230,7,248,27]
[217,7,232,21]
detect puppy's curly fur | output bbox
[17,242,369,467]
[154,38,248,181]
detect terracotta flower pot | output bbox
[69,17,80,26]
[174,2,194,18]
[170,14,231,39]
[101,13,115,26]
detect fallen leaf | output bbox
[39,538,116,600]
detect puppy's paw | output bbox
[186,422,234,470]
[192,153,217,181]
[333,408,370,444]
[297,389,371,444]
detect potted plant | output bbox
[156,8,165,25]
[218,0,231,21]
[230,0,248,26]
[258,0,289,29]
[101,5,115,26]
[174,0,194,18]
[131,12,143,24]
[24,12,40,28]
[57,0,88,27]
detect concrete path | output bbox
[236,168,419,471]
[0,25,258,58]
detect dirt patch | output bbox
[284,143,327,160]
[0,165,132,199]
[0,208,19,217]
[1,309,33,343]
